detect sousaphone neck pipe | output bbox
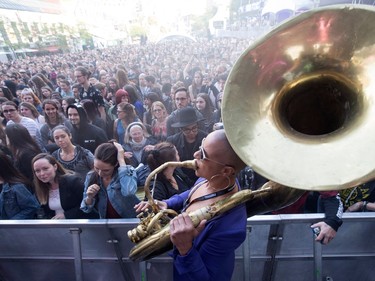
[144,160,197,210]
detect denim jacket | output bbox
[0,182,40,219]
[80,165,139,218]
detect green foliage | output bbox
[41,23,49,34]
[78,24,92,40]
[191,6,218,35]
[11,21,23,44]
[58,23,65,33]
[0,20,11,46]
[129,24,146,38]
[56,34,68,48]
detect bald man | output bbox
[136,129,247,281]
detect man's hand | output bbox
[134,200,167,213]
[170,213,206,256]
[311,222,336,245]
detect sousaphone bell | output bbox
[224,4,375,191]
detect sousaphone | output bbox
[128,5,375,261]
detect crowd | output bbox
[0,38,247,220]
[0,37,373,280]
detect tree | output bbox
[11,21,23,45]
[56,34,68,50]
[0,20,11,46]
[190,6,218,37]
[129,24,146,40]
[78,23,94,49]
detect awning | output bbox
[157,34,197,44]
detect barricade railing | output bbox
[0,213,374,281]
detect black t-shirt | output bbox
[79,84,105,107]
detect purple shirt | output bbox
[165,179,247,281]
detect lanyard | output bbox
[182,180,235,212]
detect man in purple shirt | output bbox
[136,129,247,280]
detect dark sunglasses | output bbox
[199,138,235,168]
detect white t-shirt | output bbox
[7,116,39,138]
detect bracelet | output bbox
[362,201,368,212]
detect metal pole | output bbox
[139,261,147,281]
[313,237,322,281]
[107,227,135,281]
[70,228,83,281]
[243,225,252,281]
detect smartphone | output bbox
[312,227,323,244]
[312,227,320,237]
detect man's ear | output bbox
[222,165,235,176]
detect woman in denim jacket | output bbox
[80,141,139,218]
[0,152,40,219]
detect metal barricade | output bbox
[0,214,374,281]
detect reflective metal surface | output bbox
[1,215,375,281]
[224,5,375,190]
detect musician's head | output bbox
[194,129,245,180]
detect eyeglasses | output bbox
[199,138,235,168]
[3,109,16,114]
[181,125,198,134]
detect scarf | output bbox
[130,138,147,162]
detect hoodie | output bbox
[66,104,108,153]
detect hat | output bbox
[171,107,205,128]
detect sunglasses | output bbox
[182,125,198,134]
[199,138,235,168]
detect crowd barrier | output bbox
[0,213,374,281]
